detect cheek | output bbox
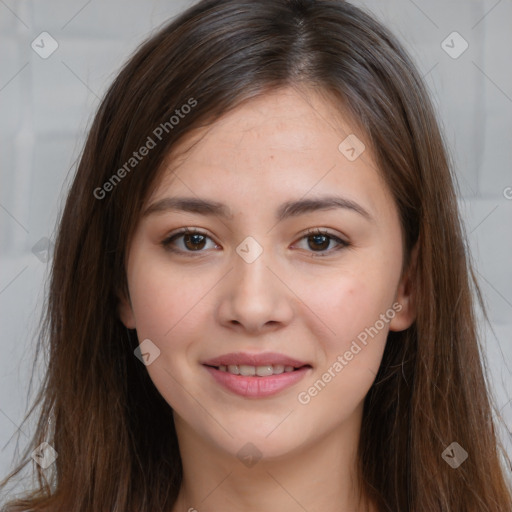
[302,263,399,344]
[295,279,392,422]
[297,265,398,401]
[128,253,208,340]
[129,280,176,339]
[127,262,208,408]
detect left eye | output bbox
[294,229,348,255]
[161,228,348,256]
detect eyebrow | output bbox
[143,195,373,222]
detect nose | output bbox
[216,242,294,334]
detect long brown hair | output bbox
[2,1,511,510]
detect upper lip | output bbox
[202,352,311,368]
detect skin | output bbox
[119,86,416,512]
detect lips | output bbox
[202,352,312,398]
[202,352,310,368]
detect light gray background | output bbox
[1,0,511,489]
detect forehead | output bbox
[146,87,391,218]
[164,88,363,168]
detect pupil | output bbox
[310,234,329,251]
[185,233,206,250]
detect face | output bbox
[119,87,415,461]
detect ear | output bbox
[118,288,136,329]
[389,242,418,332]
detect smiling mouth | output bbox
[204,363,311,377]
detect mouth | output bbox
[202,351,311,369]
[203,363,311,377]
[202,352,313,398]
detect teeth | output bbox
[227,365,239,375]
[216,364,298,376]
[239,365,256,376]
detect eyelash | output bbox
[161,227,349,258]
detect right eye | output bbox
[161,228,219,255]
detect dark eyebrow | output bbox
[143,195,373,222]
[277,196,372,222]
[143,197,233,218]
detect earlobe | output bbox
[118,292,136,329]
[389,243,418,332]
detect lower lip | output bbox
[204,365,311,398]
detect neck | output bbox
[171,405,376,512]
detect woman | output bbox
[2,0,511,511]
